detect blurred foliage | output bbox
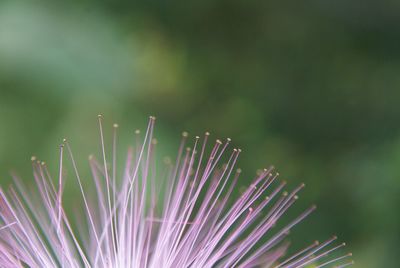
[1,1,399,267]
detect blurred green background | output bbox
[0,1,399,267]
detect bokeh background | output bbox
[0,1,399,267]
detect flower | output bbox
[0,116,353,268]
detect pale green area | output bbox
[1,1,399,267]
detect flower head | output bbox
[0,116,353,267]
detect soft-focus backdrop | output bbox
[1,1,399,267]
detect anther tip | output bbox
[31,156,37,161]
[205,131,210,136]
[113,123,119,128]
[135,129,140,134]
[182,131,189,137]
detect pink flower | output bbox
[0,116,353,268]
